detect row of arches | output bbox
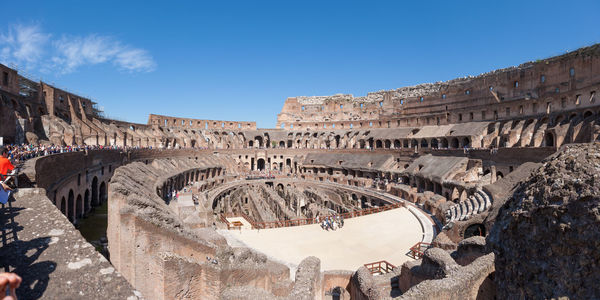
[58,177,107,223]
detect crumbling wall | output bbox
[488,143,600,299]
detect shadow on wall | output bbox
[0,199,55,299]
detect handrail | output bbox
[364,260,396,275]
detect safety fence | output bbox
[408,242,431,259]
[364,260,396,275]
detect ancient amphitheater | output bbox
[1,44,600,299]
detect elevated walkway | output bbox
[0,188,138,299]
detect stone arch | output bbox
[99,181,107,205]
[257,158,265,171]
[384,140,391,149]
[441,138,449,148]
[545,132,555,147]
[420,139,428,148]
[375,140,383,148]
[91,176,99,206]
[84,189,90,214]
[584,110,594,119]
[554,114,565,125]
[450,137,459,148]
[76,194,83,219]
[462,137,471,148]
[430,138,438,149]
[408,139,417,149]
[393,139,401,148]
[496,171,504,179]
[60,197,66,216]
[68,190,75,222]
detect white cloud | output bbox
[0,24,50,67]
[0,23,156,74]
[114,48,156,72]
[53,35,156,73]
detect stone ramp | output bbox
[0,188,139,299]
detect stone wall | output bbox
[277,44,600,131]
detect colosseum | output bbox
[1,44,599,299]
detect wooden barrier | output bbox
[364,260,396,275]
[408,242,431,259]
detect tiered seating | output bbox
[445,189,491,223]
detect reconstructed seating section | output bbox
[445,189,491,223]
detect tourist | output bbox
[0,147,15,191]
[0,272,21,300]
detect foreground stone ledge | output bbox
[0,188,139,299]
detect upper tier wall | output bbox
[277,44,600,130]
[148,113,256,130]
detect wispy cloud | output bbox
[0,23,156,74]
[0,24,50,67]
[52,35,156,73]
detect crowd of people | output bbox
[1,144,146,164]
[316,214,344,231]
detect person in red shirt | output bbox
[0,147,15,191]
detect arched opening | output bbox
[462,137,470,148]
[375,140,383,148]
[68,190,75,222]
[360,196,368,208]
[84,189,90,215]
[430,139,439,149]
[441,138,448,148]
[99,182,107,205]
[496,172,504,179]
[60,197,66,216]
[329,286,345,300]
[554,115,564,125]
[254,136,263,148]
[421,139,428,148]
[279,141,285,148]
[450,138,459,148]
[91,177,99,206]
[76,194,83,219]
[464,224,486,238]
[584,110,593,119]
[393,139,401,148]
[545,132,554,147]
[384,140,391,149]
[248,140,254,148]
[359,140,366,149]
[257,158,265,171]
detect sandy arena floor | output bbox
[220,207,423,273]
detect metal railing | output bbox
[364,260,396,275]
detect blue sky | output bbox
[1,0,599,128]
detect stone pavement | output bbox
[0,188,139,299]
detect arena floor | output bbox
[220,207,423,274]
